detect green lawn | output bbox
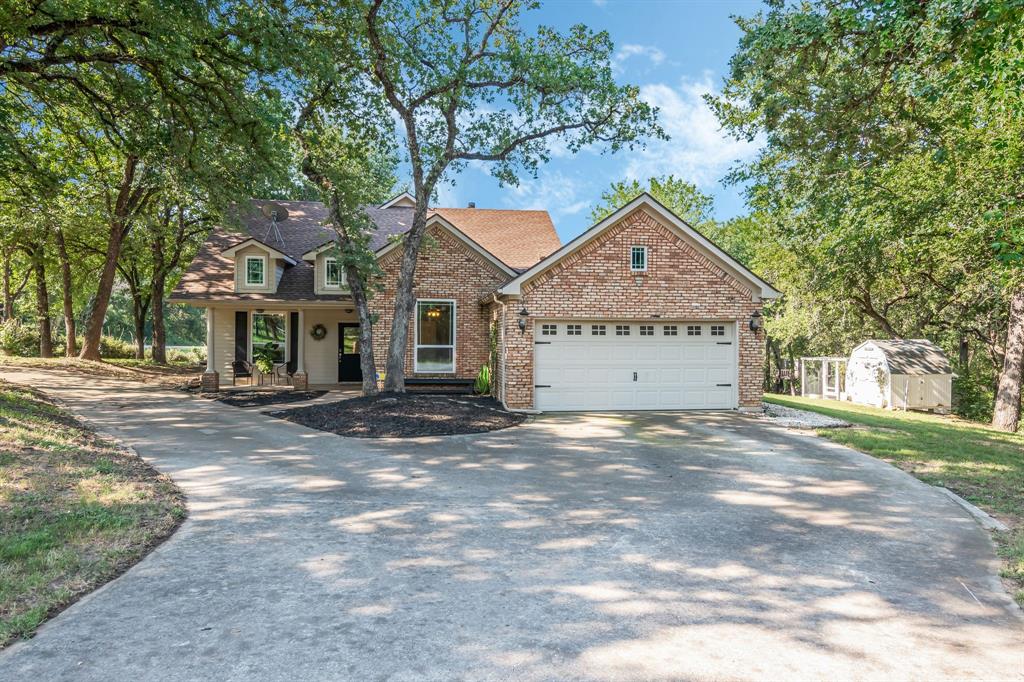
[0,355,200,386]
[0,381,185,646]
[765,394,1023,605]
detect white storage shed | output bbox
[845,339,953,411]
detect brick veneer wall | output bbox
[500,206,766,410]
[370,226,508,380]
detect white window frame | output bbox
[244,255,266,287]
[250,311,287,364]
[630,245,648,272]
[324,257,345,289]
[414,299,456,374]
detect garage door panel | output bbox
[534,321,737,412]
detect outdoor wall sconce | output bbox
[749,310,763,332]
[517,306,529,333]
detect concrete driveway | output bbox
[0,368,1021,681]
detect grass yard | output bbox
[765,394,1023,605]
[0,381,185,646]
[0,355,200,386]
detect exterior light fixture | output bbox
[749,310,763,332]
[517,306,529,333]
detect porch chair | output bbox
[231,360,254,386]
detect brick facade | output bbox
[369,225,508,380]
[497,206,765,410]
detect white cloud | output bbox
[504,171,588,218]
[593,0,607,6]
[626,75,761,188]
[614,44,666,68]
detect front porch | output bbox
[199,304,363,392]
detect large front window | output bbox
[245,256,265,286]
[415,300,455,373]
[252,312,286,364]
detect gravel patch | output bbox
[758,402,850,429]
[267,393,526,438]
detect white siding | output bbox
[891,373,953,410]
[845,343,889,408]
[303,308,358,383]
[211,308,237,379]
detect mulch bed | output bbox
[203,390,328,408]
[267,393,526,438]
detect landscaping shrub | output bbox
[0,320,39,357]
[166,346,205,365]
[98,336,135,359]
[475,364,491,395]
[953,373,995,423]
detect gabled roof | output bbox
[376,213,518,277]
[379,192,416,209]
[221,237,296,265]
[432,208,560,270]
[858,339,952,375]
[171,199,558,303]
[498,193,781,299]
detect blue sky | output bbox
[427,0,767,242]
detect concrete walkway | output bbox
[1,368,1021,681]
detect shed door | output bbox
[533,321,737,411]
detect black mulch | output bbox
[204,390,327,408]
[267,393,526,438]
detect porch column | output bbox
[202,307,219,391]
[292,308,308,390]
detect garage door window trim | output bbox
[414,299,456,373]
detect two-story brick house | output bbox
[170,192,780,411]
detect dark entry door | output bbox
[338,323,363,382]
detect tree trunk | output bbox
[383,209,429,392]
[958,335,969,369]
[55,229,76,357]
[151,231,167,364]
[131,294,149,360]
[2,251,11,321]
[32,246,53,358]
[991,285,1024,432]
[79,156,142,361]
[347,265,379,396]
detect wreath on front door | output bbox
[310,323,327,341]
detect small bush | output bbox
[0,320,39,357]
[98,336,135,359]
[166,346,205,365]
[953,373,994,422]
[474,364,491,395]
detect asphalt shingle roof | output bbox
[171,200,559,302]
[871,339,953,375]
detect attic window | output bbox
[245,256,265,286]
[630,246,647,272]
[324,257,344,288]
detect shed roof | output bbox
[865,339,952,375]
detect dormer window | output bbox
[631,246,647,272]
[324,257,344,288]
[245,255,266,286]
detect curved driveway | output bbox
[0,368,1021,681]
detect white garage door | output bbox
[533,321,737,411]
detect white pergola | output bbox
[799,356,847,400]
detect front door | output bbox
[338,323,363,382]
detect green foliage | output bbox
[590,175,714,226]
[953,373,997,423]
[252,345,277,375]
[475,364,491,396]
[0,320,38,357]
[97,336,135,360]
